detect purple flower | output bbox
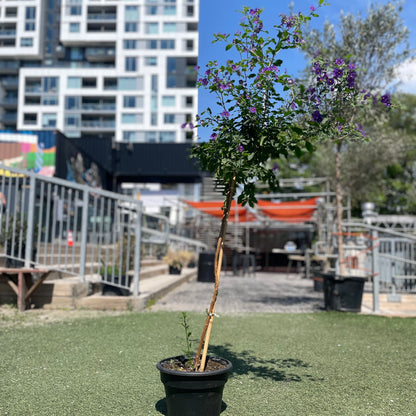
[221,110,230,118]
[326,77,334,86]
[333,68,343,78]
[348,63,356,70]
[249,107,257,113]
[188,123,194,129]
[312,110,323,123]
[290,102,296,109]
[335,58,344,66]
[381,93,391,107]
[237,145,244,152]
[210,133,217,140]
[310,6,316,11]
[287,78,294,85]
[181,123,187,129]
[337,124,343,133]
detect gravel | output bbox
[151,272,325,314]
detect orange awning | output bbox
[185,200,256,223]
[185,197,318,224]
[257,197,318,223]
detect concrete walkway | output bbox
[150,271,416,317]
[151,272,325,314]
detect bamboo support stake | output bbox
[194,176,236,371]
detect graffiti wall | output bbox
[0,131,56,177]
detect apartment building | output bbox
[0,0,199,144]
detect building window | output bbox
[123,131,145,142]
[145,23,159,34]
[144,57,157,66]
[82,78,96,88]
[125,57,137,72]
[65,115,80,128]
[65,96,80,110]
[185,39,194,51]
[121,114,137,124]
[163,22,177,33]
[164,6,176,15]
[123,39,137,49]
[69,23,80,33]
[162,96,176,106]
[160,132,175,142]
[25,22,35,31]
[67,77,81,88]
[20,38,33,47]
[26,7,36,20]
[43,77,59,93]
[186,5,194,16]
[164,114,175,124]
[125,22,138,32]
[69,6,81,15]
[23,113,37,125]
[145,6,158,15]
[160,40,175,49]
[42,113,57,128]
[119,77,141,90]
[5,7,17,18]
[104,78,118,90]
[123,96,143,108]
[185,96,193,107]
[42,96,59,105]
[125,5,138,20]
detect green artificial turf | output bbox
[0,309,415,415]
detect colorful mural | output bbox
[0,131,56,177]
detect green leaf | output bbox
[225,44,233,51]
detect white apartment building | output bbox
[0,0,199,144]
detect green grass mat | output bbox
[0,310,415,415]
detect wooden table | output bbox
[0,267,53,311]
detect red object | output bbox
[185,200,256,223]
[185,197,318,223]
[67,230,73,247]
[257,197,318,223]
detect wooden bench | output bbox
[0,267,53,311]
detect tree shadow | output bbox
[210,343,324,382]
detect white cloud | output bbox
[394,59,416,94]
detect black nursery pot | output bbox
[157,356,232,416]
[322,273,365,312]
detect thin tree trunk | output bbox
[335,141,345,277]
[194,176,236,371]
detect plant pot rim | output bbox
[157,355,232,377]
[315,271,367,282]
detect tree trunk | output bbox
[194,176,236,371]
[335,141,345,277]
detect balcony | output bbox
[81,119,115,130]
[81,103,116,112]
[85,47,116,62]
[0,97,17,108]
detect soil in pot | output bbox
[157,355,232,416]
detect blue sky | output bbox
[196,0,416,140]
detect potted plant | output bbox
[156,5,328,415]
[162,249,192,275]
[297,56,392,311]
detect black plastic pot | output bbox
[312,275,324,292]
[169,265,182,275]
[322,272,365,312]
[157,355,232,416]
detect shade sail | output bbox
[185,200,256,223]
[257,197,318,223]
[185,197,318,224]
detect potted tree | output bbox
[156,5,329,415]
[297,56,392,311]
